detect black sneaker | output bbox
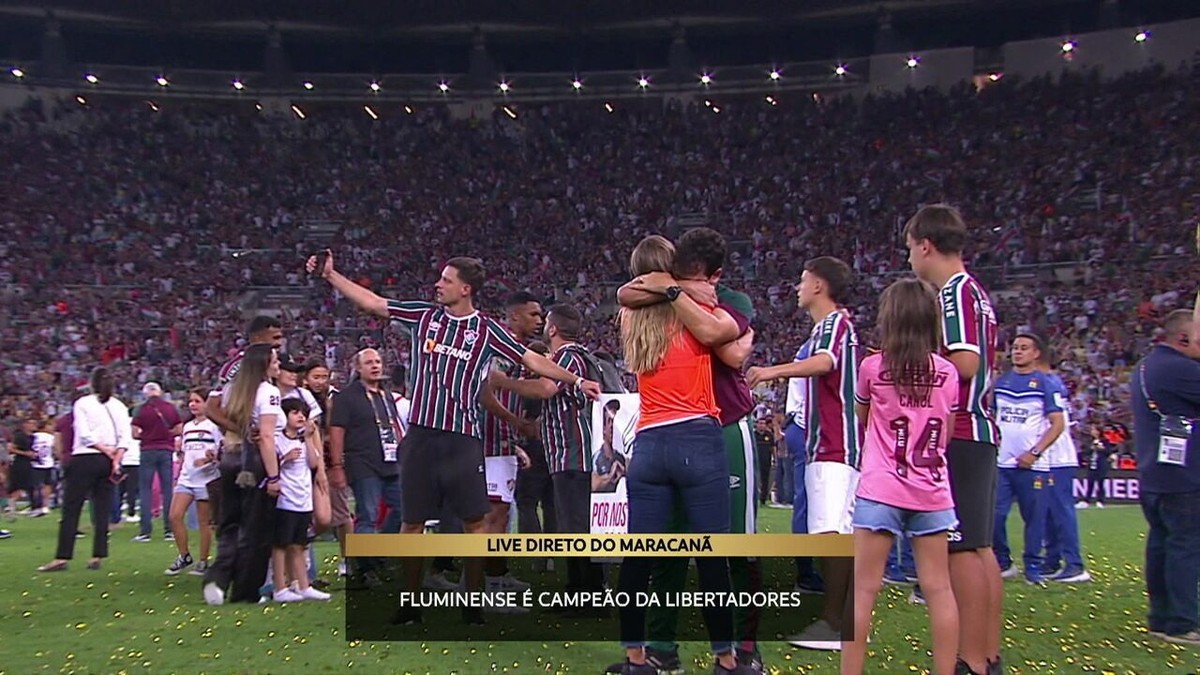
[132,533,152,543]
[165,553,193,575]
[0,529,11,539]
[604,659,626,674]
[391,606,423,625]
[461,608,486,625]
[618,661,658,675]
[735,648,764,674]
[712,662,758,675]
[164,532,175,542]
[646,646,684,674]
[955,659,983,675]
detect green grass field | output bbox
[1,506,1197,674]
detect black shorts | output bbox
[274,509,312,547]
[33,468,53,487]
[7,459,33,493]
[946,439,999,552]
[400,425,488,524]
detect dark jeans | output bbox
[755,445,772,505]
[993,468,1048,575]
[1086,463,1110,503]
[886,536,916,579]
[617,417,733,655]
[1141,491,1200,636]
[110,465,139,524]
[552,470,603,592]
[139,449,174,536]
[350,473,403,574]
[1043,466,1084,571]
[515,449,557,535]
[786,422,819,584]
[55,454,114,560]
[204,444,277,603]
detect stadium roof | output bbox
[1,0,1196,73]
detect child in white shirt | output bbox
[271,399,329,602]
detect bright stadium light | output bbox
[364,105,378,120]
[84,73,98,84]
[369,81,381,92]
[156,75,169,87]
[232,80,244,90]
[637,76,650,89]
[1135,30,1149,43]
[498,81,510,93]
[769,69,781,81]
[76,95,86,105]
[571,79,583,90]
[438,81,450,92]
[906,56,919,69]
[291,104,305,119]
[1061,40,1075,53]
[834,64,847,76]
[699,73,712,85]
[10,67,24,79]
[303,81,314,90]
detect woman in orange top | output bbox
[613,235,748,675]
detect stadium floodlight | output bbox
[75,95,86,105]
[637,76,650,89]
[156,75,169,86]
[291,104,305,119]
[988,72,1003,82]
[303,81,314,90]
[232,80,244,91]
[699,73,712,85]
[571,79,583,90]
[834,65,847,76]
[369,81,381,92]
[769,70,781,81]
[604,102,614,113]
[1061,40,1075,53]
[10,67,24,79]
[906,56,919,69]
[84,73,98,84]
[364,105,378,120]
[1135,31,1149,43]
[498,81,510,93]
[438,81,450,92]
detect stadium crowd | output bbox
[0,62,1196,447]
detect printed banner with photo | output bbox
[590,393,639,534]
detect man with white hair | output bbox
[132,381,182,543]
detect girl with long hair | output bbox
[38,367,133,572]
[202,344,284,605]
[843,278,960,675]
[165,388,222,576]
[616,235,745,674]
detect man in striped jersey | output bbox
[747,256,862,652]
[476,292,544,601]
[490,303,604,604]
[906,204,1003,675]
[307,252,600,625]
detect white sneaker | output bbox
[487,573,531,592]
[424,571,458,591]
[1075,501,1089,509]
[203,582,226,606]
[1000,565,1020,580]
[1095,502,1105,509]
[274,588,305,603]
[300,586,331,601]
[337,561,348,577]
[125,515,140,523]
[787,619,843,651]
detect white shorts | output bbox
[805,461,860,535]
[485,456,518,504]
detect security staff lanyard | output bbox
[1139,362,1190,467]
[366,385,402,463]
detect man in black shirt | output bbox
[328,348,403,584]
[7,419,36,513]
[753,416,776,506]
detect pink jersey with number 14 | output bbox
[854,353,960,512]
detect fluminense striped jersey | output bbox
[386,299,528,438]
[209,350,245,398]
[804,311,864,467]
[481,356,527,457]
[939,271,1001,445]
[541,344,592,474]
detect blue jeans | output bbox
[786,423,820,584]
[887,536,917,578]
[1043,466,1084,571]
[139,450,174,537]
[1141,491,1200,635]
[350,474,403,574]
[993,468,1048,576]
[618,417,733,655]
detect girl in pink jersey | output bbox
[843,279,960,675]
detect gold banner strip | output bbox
[346,533,852,558]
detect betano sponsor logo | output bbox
[424,338,472,361]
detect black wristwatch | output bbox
[665,286,683,302]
